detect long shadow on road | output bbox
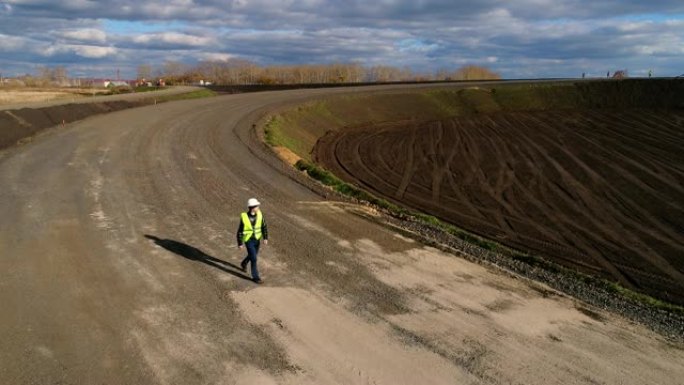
[144,234,252,282]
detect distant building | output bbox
[104,80,132,88]
[136,78,154,87]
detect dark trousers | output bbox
[241,239,261,280]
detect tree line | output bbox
[1,66,71,87]
[1,61,501,88]
[138,60,501,85]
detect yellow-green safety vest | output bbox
[241,211,263,243]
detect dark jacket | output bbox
[236,211,268,246]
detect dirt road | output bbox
[1,87,682,384]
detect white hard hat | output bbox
[247,198,261,207]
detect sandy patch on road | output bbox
[232,286,480,385]
[227,239,684,385]
[353,239,684,384]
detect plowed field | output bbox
[314,109,684,304]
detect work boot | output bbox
[240,261,247,272]
[253,278,263,284]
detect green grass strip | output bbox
[154,89,217,102]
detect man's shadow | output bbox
[144,234,252,281]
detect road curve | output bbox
[1,86,682,384]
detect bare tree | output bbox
[450,65,501,80]
[136,59,500,86]
[36,66,53,86]
[612,69,628,79]
[55,66,67,83]
[34,66,68,87]
[162,61,189,84]
[137,64,153,81]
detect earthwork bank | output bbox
[265,80,684,306]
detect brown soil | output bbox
[314,109,684,305]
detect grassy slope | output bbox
[152,88,217,102]
[267,80,684,160]
[263,79,684,313]
[265,92,457,160]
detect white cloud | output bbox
[131,32,213,47]
[61,28,107,43]
[72,44,117,58]
[198,52,234,62]
[0,33,24,50]
[5,0,94,10]
[43,44,116,58]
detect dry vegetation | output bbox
[0,88,108,106]
[3,62,500,91]
[146,60,501,85]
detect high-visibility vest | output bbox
[241,211,263,243]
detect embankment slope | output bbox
[268,79,684,305]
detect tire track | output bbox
[314,109,684,304]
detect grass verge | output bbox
[153,89,217,102]
[510,250,684,315]
[264,116,312,158]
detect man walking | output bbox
[237,198,268,283]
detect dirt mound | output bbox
[313,109,684,304]
[0,100,148,150]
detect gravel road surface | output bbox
[1,86,682,384]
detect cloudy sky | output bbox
[1,0,683,79]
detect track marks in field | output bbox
[314,109,684,304]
